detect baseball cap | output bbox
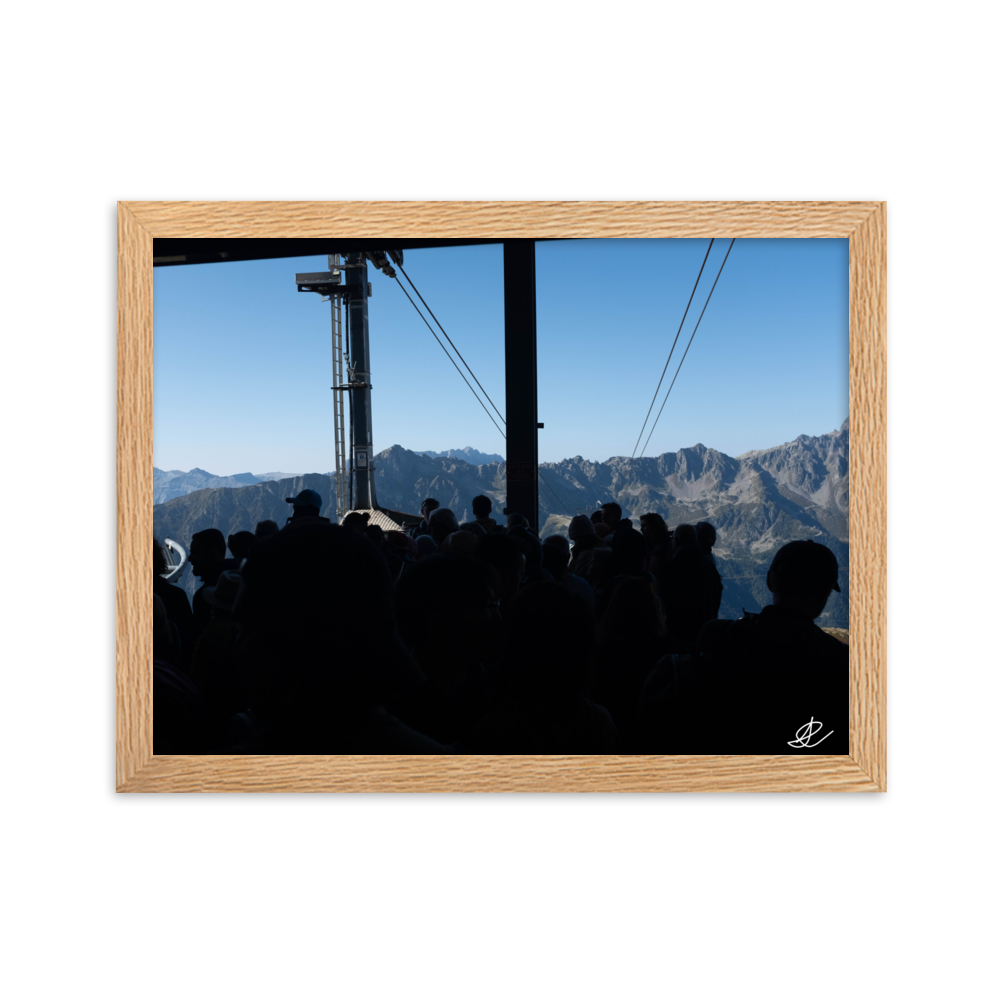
[769,540,841,592]
[286,489,323,508]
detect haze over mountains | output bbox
[416,446,505,465]
[153,422,850,628]
[154,468,302,505]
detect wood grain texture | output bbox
[123,754,877,793]
[117,205,154,788]
[122,201,878,239]
[848,204,888,792]
[117,201,887,793]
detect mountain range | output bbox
[154,467,301,505]
[153,450,504,505]
[416,446,505,465]
[153,421,850,628]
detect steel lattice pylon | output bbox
[329,254,349,520]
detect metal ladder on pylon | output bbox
[329,254,349,520]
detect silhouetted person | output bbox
[639,513,672,596]
[412,498,440,538]
[601,501,623,532]
[670,523,696,553]
[415,535,438,559]
[384,530,417,580]
[153,538,196,669]
[471,495,498,532]
[428,507,460,544]
[227,531,256,565]
[541,535,569,578]
[364,524,386,549]
[642,540,847,753]
[189,528,227,641]
[506,512,529,530]
[284,488,329,528]
[476,533,526,609]
[568,514,602,564]
[592,524,651,621]
[659,523,718,649]
[232,523,443,753]
[342,511,370,534]
[610,521,647,577]
[696,520,724,618]
[255,520,279,539]
[442,530,479,557]
[153,592,184,669]
[542,535,595,607]
[190,570,245,745]
[508,526,552,586]
[153,594,209,753]
[695,521,717,563]
[572,547,616,598]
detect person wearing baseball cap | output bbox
[643,539,848,754]
[283,488,330,529]
[767,539,841,606]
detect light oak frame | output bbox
[117,201,886,792]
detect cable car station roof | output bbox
[152,239,558,268]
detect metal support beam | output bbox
[153,239,515,267]
[503,240,539,530]
[344,253,377,510]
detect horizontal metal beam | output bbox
[153,238,527,267]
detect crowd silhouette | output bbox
[153,489,848,754]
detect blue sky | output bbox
[153,239,847,475]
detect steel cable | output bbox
[396,262,506,425]
[393,276,506,441]
[638,239,736,461]
[626,239,715,472]
[538,468,573,516]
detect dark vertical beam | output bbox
[345,253,376,509]
[503,240,539,530]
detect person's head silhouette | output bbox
[285,488,323,520]
[767,540,841,620]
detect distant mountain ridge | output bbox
[153,424,850,628]
[416,446,504,465]
[154,467,300,504]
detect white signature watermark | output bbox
[788,717,834,748]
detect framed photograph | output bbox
[118,201,886,792]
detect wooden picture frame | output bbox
[118,201,886,792]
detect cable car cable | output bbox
[538,468,573,516]
[394,264,578,521]
[638,239,736,461]
[393,276,506,441]
[394,271,568,520]
[396,262,506,425]
[626,239,715,473]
